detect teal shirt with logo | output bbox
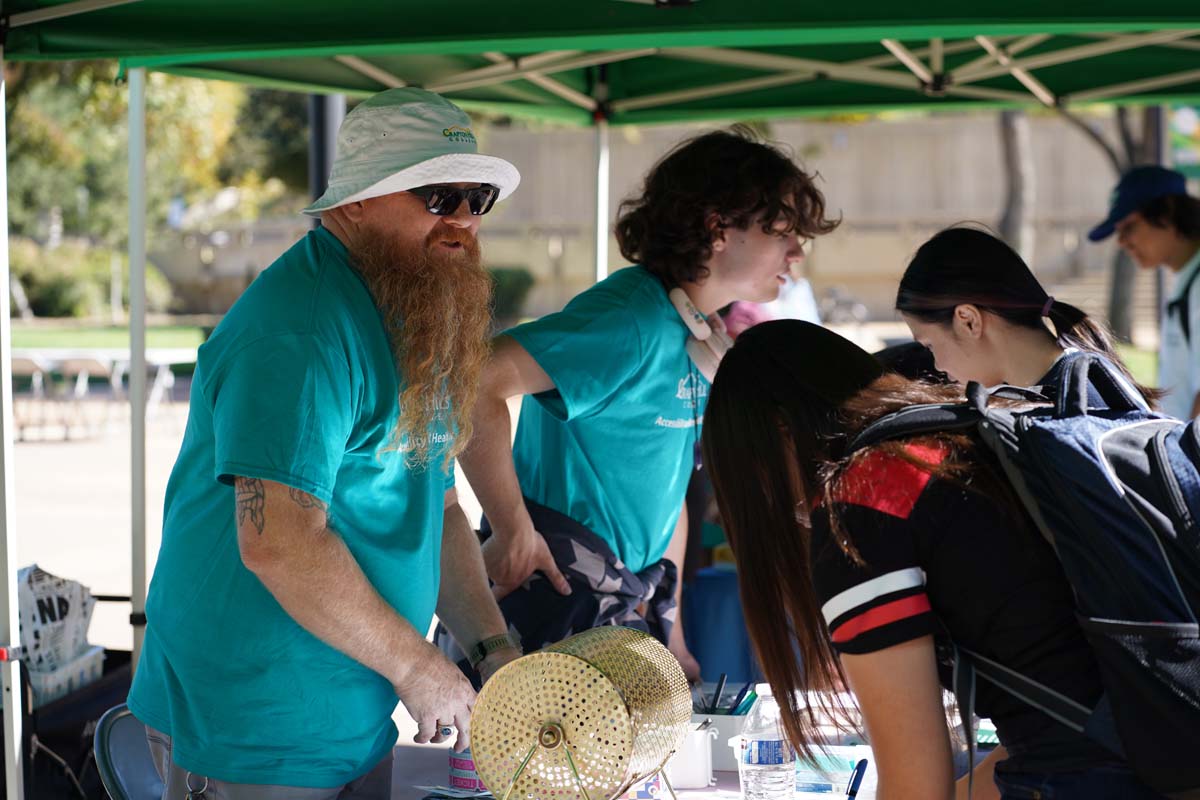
[128,227,454,787]
[507,266,707,573]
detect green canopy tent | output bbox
[1,2,1200,796]
[5,1,1199,123]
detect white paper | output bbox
[413,786,492,799]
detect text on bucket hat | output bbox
[1088,165,1187,242]
[302,88,520,217]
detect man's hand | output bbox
[394,640,478,752]
[459,336,568,600]
[478,647,523,685]
[482,523,572,600]
[668,624,702,684]
[664,505,700,683]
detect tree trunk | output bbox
[1109,249,1137,343]
[1107,109,1139,342]
[997,109,1036,265]
[9,275,33,320]
[1107,106,1163,343]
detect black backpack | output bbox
[1167,265,1200,345]
[849,354,1200,798]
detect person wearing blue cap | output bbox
[128,88,522,798]
[1090,165,1200,419]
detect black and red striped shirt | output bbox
[811,440,1116,772]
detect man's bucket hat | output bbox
[1088,165,1187,242]
[303,88,520,216]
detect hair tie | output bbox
[1041,296,1055,317]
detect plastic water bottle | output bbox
[737,683,796,799]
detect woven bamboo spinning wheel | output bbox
[470,626,692,800]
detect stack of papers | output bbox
[415,786,492,799]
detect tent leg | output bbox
[308,93,345,228]
[593,118,610,284]
[0,45,28,800]
[1151,104,1167,336]
[128,67,148,672]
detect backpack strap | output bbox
[951,640,979,799]
[1167,265,1200,346]
[1055,352,1149,418]
[948,641,1127,795]
[848,384,1047,456]
[848,404,981,454]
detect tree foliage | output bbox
[6,62,250,246]
[4,63,311,315]
[217,88,309,195]
[5,63,310,247]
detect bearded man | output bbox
[128,89,522,800]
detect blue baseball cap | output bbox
[1088,165,1188,242]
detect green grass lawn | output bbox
[6,323,1163,390]
[1116,344,1157,388]
[10,324,206,350]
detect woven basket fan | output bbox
[470,626,692,800]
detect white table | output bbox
[389,745,858,799]
[12,347,197,408]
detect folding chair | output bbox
[11,356,48,438]
[93,704,163,800]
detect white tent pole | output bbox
[952,33,1051,77]
[7,0,140,27]
[0,44,28,800]
[430,49,654,94]
[652,48,1031,105]
[479,53,597,110]
[128,67,148,672]
[594,117,610,284]
[433,50,582,89]
[857,37,1009,70]
[1079,32,1200,53]
[333,56,406,89]
[881,39,933,84]
[930,38,945,75]
[955,29,1200,85]
[611,70,817,113]
[614,40,1031,113]
[662,46,921,88]
[974,36,1057,106]
[1069,68,1200,103]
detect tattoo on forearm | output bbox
[289,487,327,513]
[235,477,266,536]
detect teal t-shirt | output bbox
[128,227,454,787]
[507,266,708,573]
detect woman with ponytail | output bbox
[702,320,1166,800]
[896,226,1155,405]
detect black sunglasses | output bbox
[406,183,500,216]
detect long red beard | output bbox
[350,223,493,469]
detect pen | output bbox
[727,681,753,714]
[710,673,728,714]
[732,689,757,716]
[691,683,707,714]
[845,758,868,797]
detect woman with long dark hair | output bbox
[896,226,1154,405]
[702,320,1164,799]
